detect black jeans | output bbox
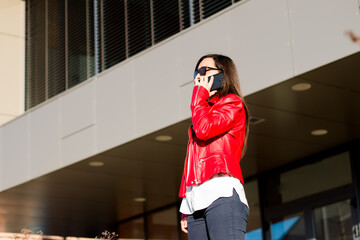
[187,189,249,240]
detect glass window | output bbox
[260,151,352,210]
[314,200,352,240]
[88,1,95,78]
[192,0,200,24]
[202,0,232,19]
[180,0,191,29]
[280,152,351,203]
[47,0,66,99]
[67,0,93,88]
[26,0,239,109]
[153,0,180,44]
[271,213,306,240]
[245,180,262,235]
[27,0,46,109]
[147,206,179,240]
[127,0,152,57]
[118,217,145,239]
[102,1,126,70]
[26,0,95,109]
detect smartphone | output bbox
[208,72,224,92]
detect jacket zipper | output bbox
[224,156,229,173]
[186,128,198,185]
[199,154,220,162]
[191,87,201,185]
[199,154,230,173]
[192,140,198,184]
[185,139,191,182]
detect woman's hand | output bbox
[194,75,218,97]
[180,215,188,233]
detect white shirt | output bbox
[179,175,248,214]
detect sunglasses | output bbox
[194,66,223,79]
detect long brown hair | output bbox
[195,54,250,159]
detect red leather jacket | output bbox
[179,85,246,198]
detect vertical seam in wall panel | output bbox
[27,116,31,182]
[59,98,63,166]
[93,80,98,153]
[131,62,137,137]
[285,0,296,76]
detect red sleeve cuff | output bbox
[191,85,209,109]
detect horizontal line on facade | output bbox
[0,32,24,39]
[61,123,95,140]
[179,80,193,87]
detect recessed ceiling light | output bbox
[291,83,311,91]
[155,135,172,141]
[134,197,146,202]
[89,161,104,167]
[311,129,328,136]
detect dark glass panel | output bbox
[192,0,200,23]
[88,0,96,77]
[271,213,306,240]
[314,200,352,240]
[67,0,89,88]
[147,207,179,239]
[47,0,66,98]
[153,0,180,44]
[202,0,232,19]
[180,0,191,29]
[118,217,145,238]
[27,0,46,109]
[262,152,351,205]
[103,0,126,69]
[127,0,152,57]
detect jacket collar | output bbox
[207,93,220,105]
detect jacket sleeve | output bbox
[190,85,243,141]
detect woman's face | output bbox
[195,57,221,79]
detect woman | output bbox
[179,54,250,240]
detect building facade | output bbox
[1,0,360,239]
